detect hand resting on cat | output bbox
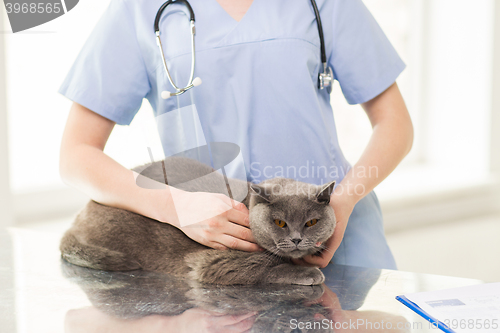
[60,157,336,285]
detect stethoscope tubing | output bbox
[154,0,332,97]
[155,0,195,31]
[309,0,326,65]
[155,0,197,96]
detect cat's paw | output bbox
[289,267,325,286]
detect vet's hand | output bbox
[169,190,263,252]
[292,192,356,268]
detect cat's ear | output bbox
[250,183,272,203]
[316,181,336,204]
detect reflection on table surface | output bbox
[0,228,484,333]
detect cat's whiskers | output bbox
[264,245,286,265]
[266,245,282,259]
[318,244,334,256]
[262,254,280,267]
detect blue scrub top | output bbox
[59,0,405,186]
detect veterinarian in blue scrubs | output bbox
[59,0,413,270]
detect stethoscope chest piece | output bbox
[319,64,333,90]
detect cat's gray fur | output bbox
[60,156,336,285]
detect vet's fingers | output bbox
[217,234,261,252]
[291,258,307,266]
[222,221,256,243]
[303,255,323,265]
[291,257,320,268]
[225,208,250,227]
[231,200,249,214]
[302,255,328,268]
[207,242,229,251]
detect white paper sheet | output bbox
[404,282,500,332]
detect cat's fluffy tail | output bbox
[60,231,141,271]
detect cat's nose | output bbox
[291,238,302,246]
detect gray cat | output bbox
[60,156,336,285]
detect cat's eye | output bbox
[274,219,287,228]
[305,219,318,227]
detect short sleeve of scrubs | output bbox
[58,0,150,125]
[328,0,406,105]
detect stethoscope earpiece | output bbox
[161,91,172,100]
[192,77,202,87]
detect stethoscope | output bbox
[154,0,333,100]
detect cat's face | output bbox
[248,178,336,259]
